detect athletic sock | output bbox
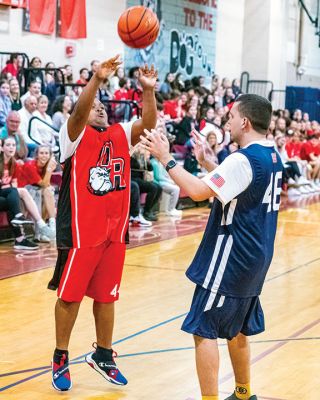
[53,348,69,364]
[95,345,114,361]
[202,396,219,400]
[36,219,46,228]
[235,382,251,399]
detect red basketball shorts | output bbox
[56,241,126,303]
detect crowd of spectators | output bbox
[0,52,320,248]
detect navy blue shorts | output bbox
[181,285,265,340]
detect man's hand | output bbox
[138,64,158,90]
[191,129,206,164]
[95,55,122,82]
[140,129,172,165]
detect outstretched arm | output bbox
[67,55,122,142]
[140,129,215,202]
[131,65,158,146]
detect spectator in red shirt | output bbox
[300,135,320,184]
[1,54,19,78]
[19,144,57,241]
[285,131,302,159]
[76,68,89,85]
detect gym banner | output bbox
[58,0,87,39]
[0,0,26,7]
[125,0,218,81]
[23,0,55,35]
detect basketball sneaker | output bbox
[224,393,258,400]
[11,214,33,225]
[51,353,72,391]
[14,238,39,250]
[85,343,127,386]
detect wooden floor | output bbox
[1,201,320,400]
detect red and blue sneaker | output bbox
[51,353,72,391]
[85,343,127,386]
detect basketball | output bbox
[117,6,160,49]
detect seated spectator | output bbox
[151,155,182,217]
[200,94,215,115]
[293,108,303,122]
[223,87,235,106]
[0,80,12,127]
[76,68,89,85]
[18,145,57,241]
[232,78,241,97]
[88,60,100,81]
[174,105,199,145]
[131,146,162,221]
[51,95,72,130]
[276,117,287,134]
[172,72,185,92]
[0,111,28,159]
[285,130,302,159]
[20,80,42,106]
[275,134,313,194]
[300,134,320,187]
[27,57,45,91]
[211,74,221,92]
[160,72,175,95]
[109,67,125,94]
[9,78,22,111]
[199,107,215,130]
[64,64,73,84]
[129,66,140,90]
[0,136,55,240]
[1,53,19,78]
[32,95,57,149]
[129,181,152,226]
[18,95,38,154]
[163,91,185,123]
[0,184,38,250]
[113,78,132,119]
[184,146,202,176]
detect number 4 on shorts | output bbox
[110,284,119,297]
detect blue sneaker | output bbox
[85,346,127,386]
[51,353,72,391]
[224,393,258,400]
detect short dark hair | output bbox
[236,94,272,134]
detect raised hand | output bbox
[139,128,171,165]
[95,55,122,81]
[191,129,206,164]
[138,64,158,90]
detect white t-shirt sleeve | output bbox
[119,120,135,148]
[202,152,253,206]
[59,121,85,163]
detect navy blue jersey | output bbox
[186,142,283,298]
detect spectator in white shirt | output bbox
[18,95,38,154]
[32,95,57,150]
[20,81,42,106]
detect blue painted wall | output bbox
[124,0,218,81]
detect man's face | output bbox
[228,103,244,143]
[276,118,286,132]
[25,97,38,113]
[87,99,108,127]
[6,113,20,133]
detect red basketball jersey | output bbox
[57,123,131,249]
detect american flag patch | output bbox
[210,173,225,188]
[271,152,277,163]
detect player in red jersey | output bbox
[48,55,157,391]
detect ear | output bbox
[242,117,251,131]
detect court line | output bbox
[1,255,320,390]
[3,335,320,379]
[0,312,187,392]
[219,317,320,385]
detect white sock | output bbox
[36,219,46,228]
[49,217,56,226]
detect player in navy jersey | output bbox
[48,55,158,391]
[141,94,282,400]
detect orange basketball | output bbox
[117,6,160,49]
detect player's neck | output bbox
[240,131,266,148]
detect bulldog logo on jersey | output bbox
[87,141,126,196]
